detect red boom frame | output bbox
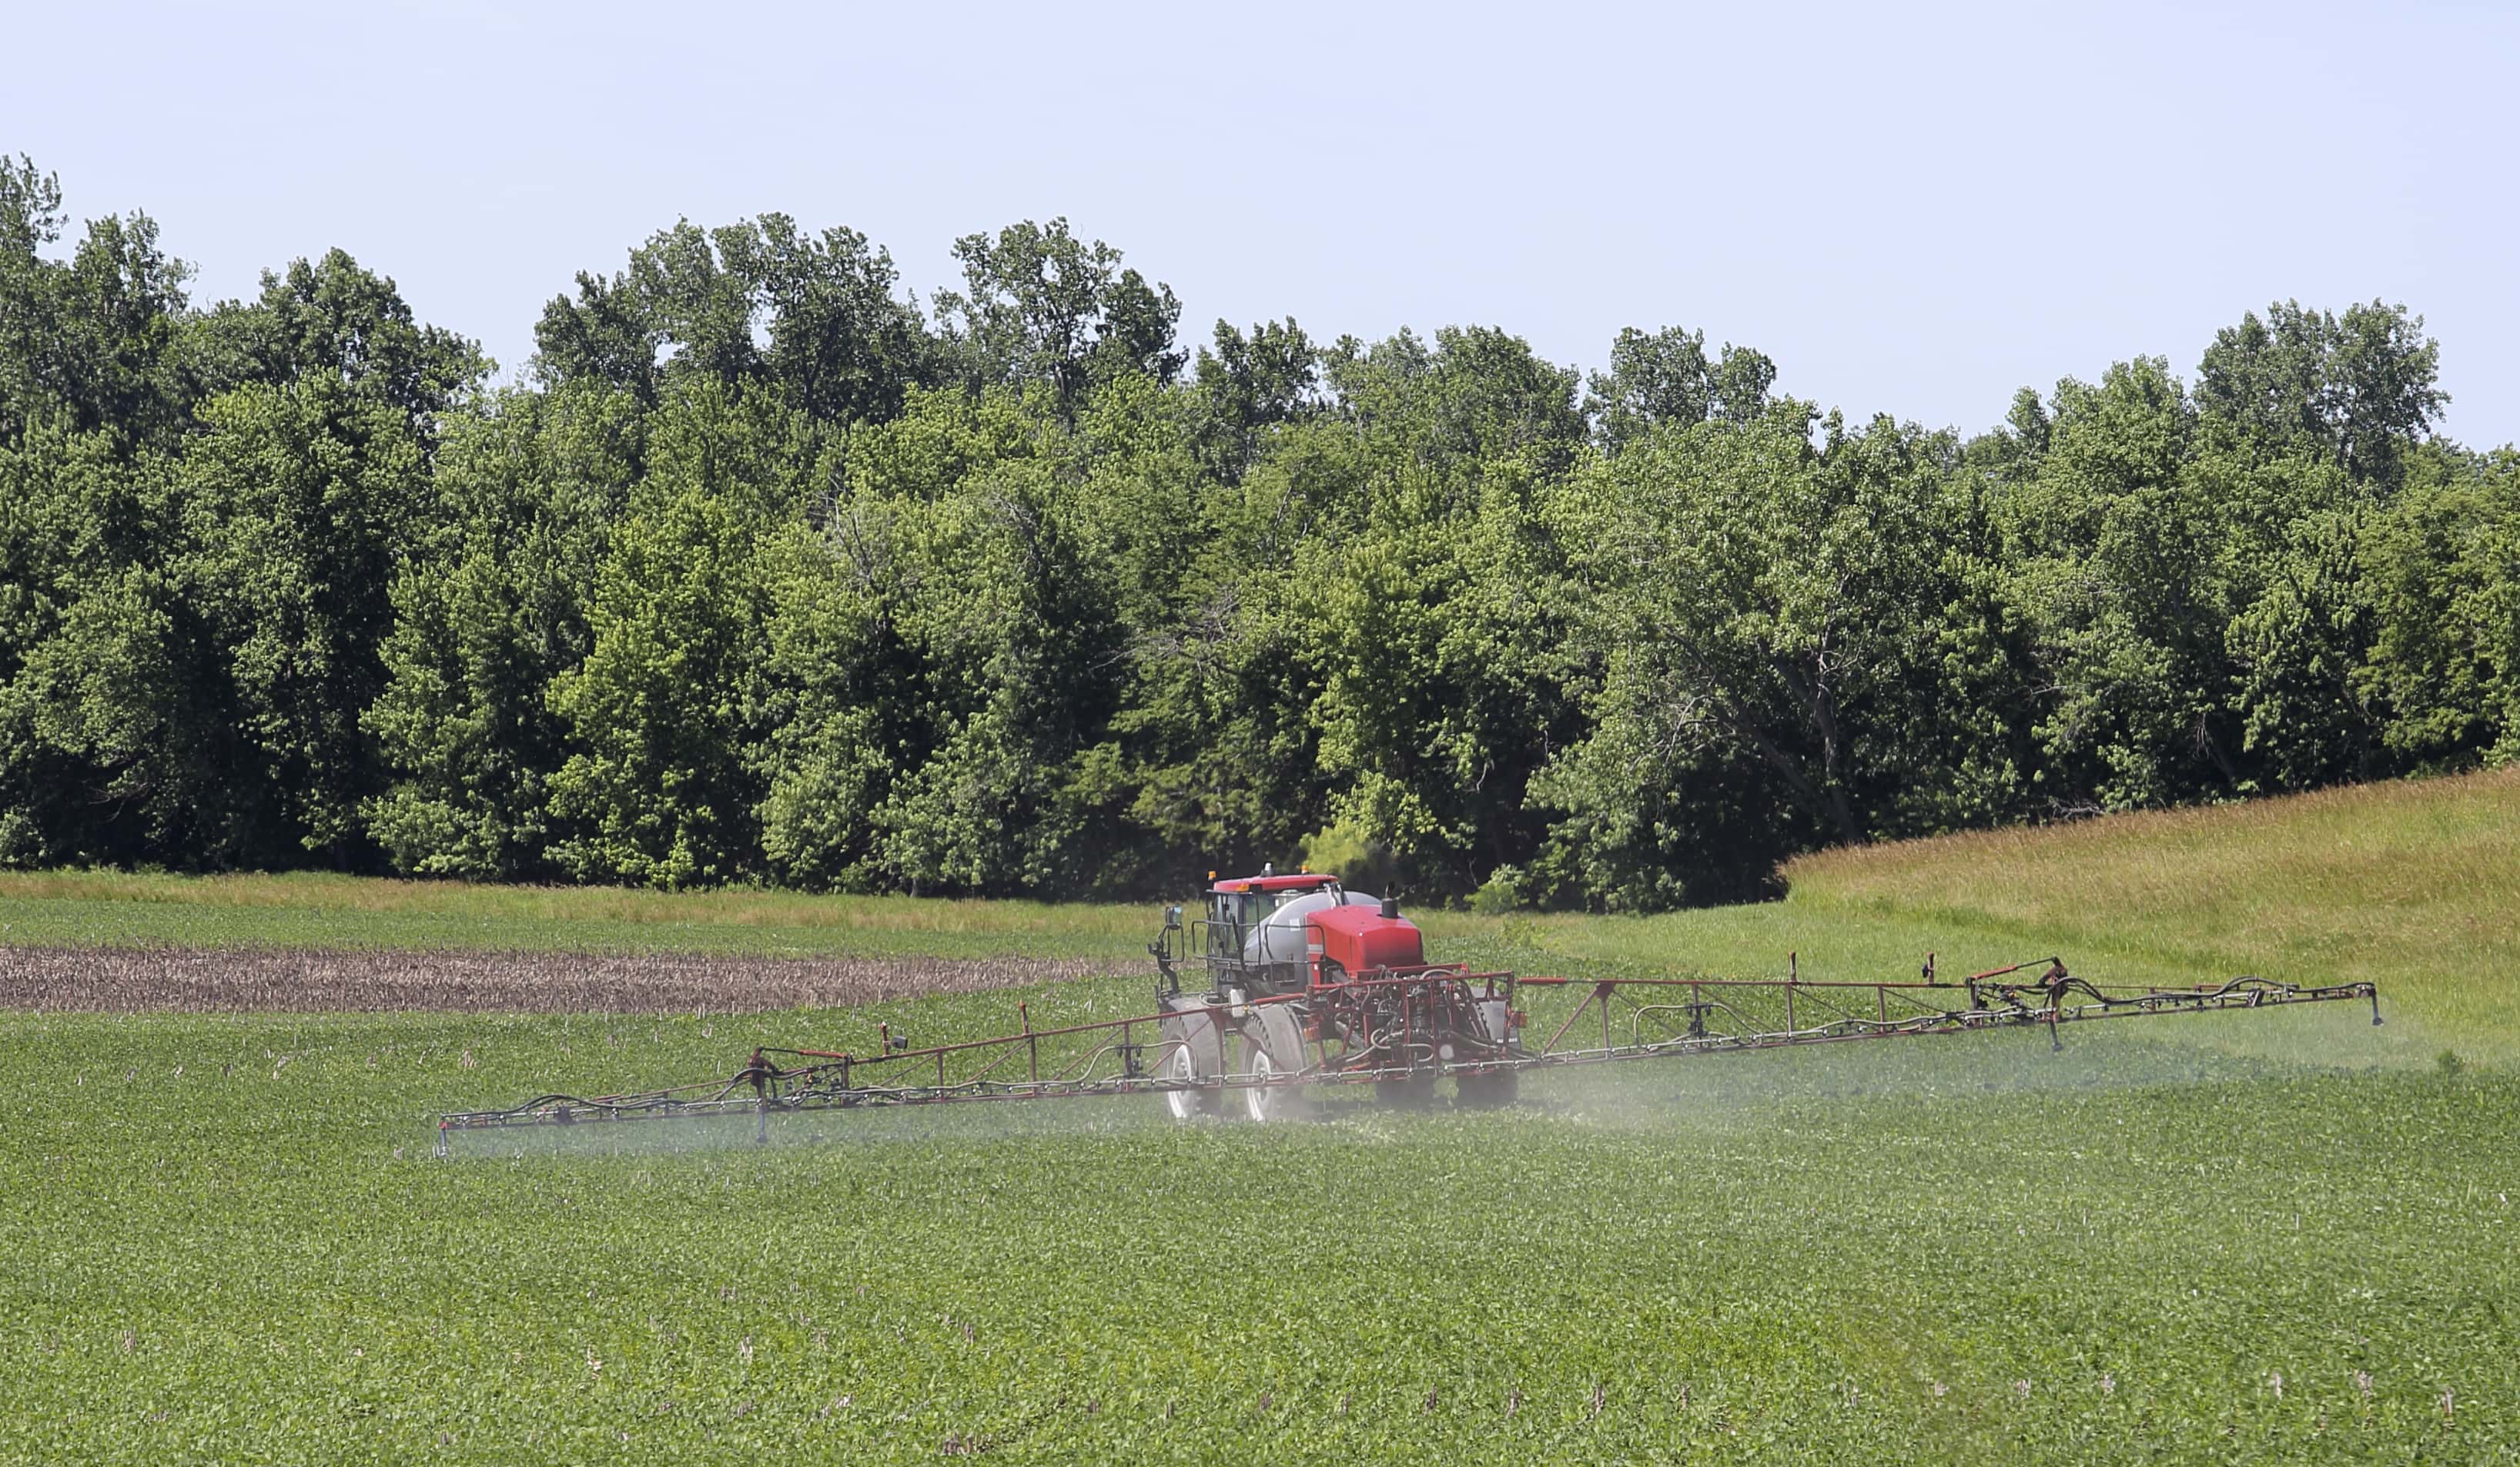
[435,956,2381,1153]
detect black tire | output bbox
[1455,1069,1520,1107]
[1158,999,1227,1120]
[1377,1072,1437,1109]
[1237,1005,1310,1123]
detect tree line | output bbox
[4,154,2515,909]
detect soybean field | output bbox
[5,774,2517,1463]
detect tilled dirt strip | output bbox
[0,946,1106,1014]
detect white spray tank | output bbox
[1241,886,1380,966]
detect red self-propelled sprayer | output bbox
[433,866,2381,1153]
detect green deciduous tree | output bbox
[0,421,216,864]
[2361,448,2520,767]
[1538,404,2021,906]
[1190,317,1320,482]
[11,150,2519,908]
[932,219,1182,415]
[186,248,483,429]
[544,475,772,889]
[1296,328,1592,893]
[1997,359,2234,810]
[535,216,933,425]
[0,155,196,449]
[174,375,436,862]
[1585,324,1777,453]
[2197,299,2446,490]
[364,383,643,877]
[837,385,1133,893]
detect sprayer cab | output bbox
[1149,866,1424,997]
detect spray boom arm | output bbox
[435,957,2380,1154]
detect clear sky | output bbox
[13,0,2515,446]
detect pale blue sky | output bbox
[13,1,2515,446]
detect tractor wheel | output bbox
[1158,1000,1226,1121]
[1455,1070,1520,1107]
[1377,1072,1437,1109]
[1237,1006,1309,1124]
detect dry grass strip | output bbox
[0,946,1103,1014]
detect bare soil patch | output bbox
[0,946,1103,1013]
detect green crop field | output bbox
[7,773,2518,1463]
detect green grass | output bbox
[8,772,2520,1463]
[7,1008,2508,1464]
[12,771,2515,1057]
[0,869,1151,960]
[1483,766,2520,1066]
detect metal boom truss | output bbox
[434,959,2381,1154]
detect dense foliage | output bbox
[5,155,2516,905]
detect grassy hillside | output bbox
[1792,766,2520,1021]
[1479,769,2520,1065]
